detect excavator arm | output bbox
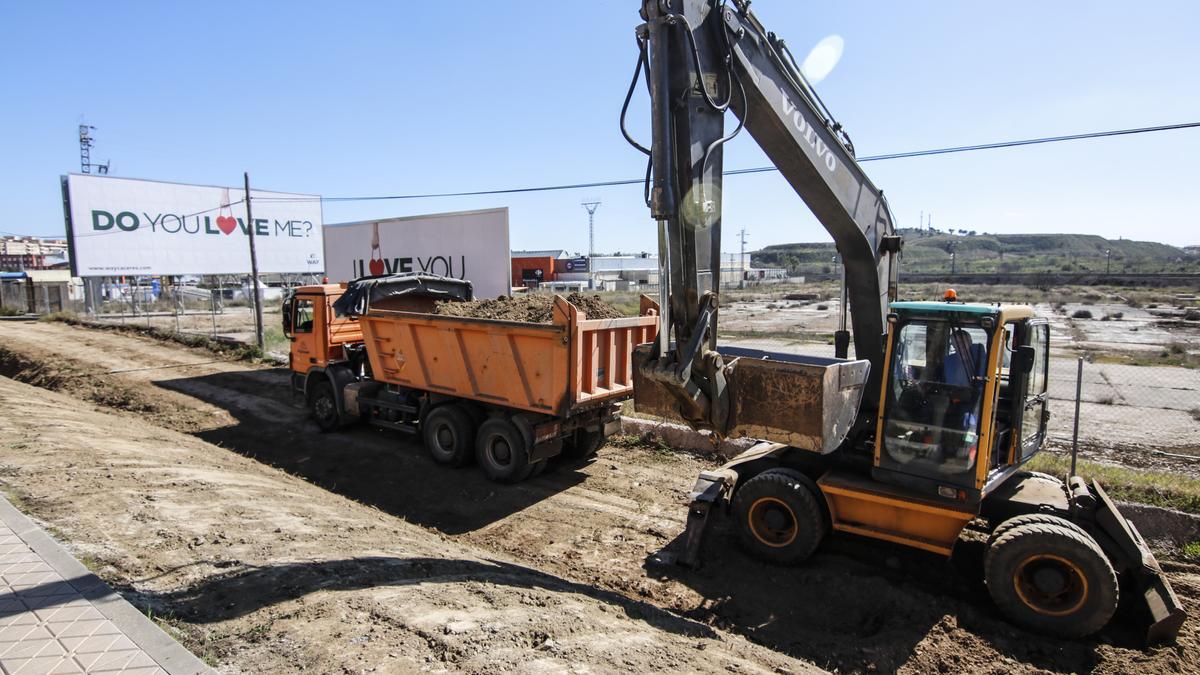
[631,0,901,436]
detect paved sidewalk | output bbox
[0,496,212,674]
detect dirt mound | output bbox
[434,292,625,322]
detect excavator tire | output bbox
[988,513,1088,548]
[475,417,532,483]
[732,468,827,565]
[985,522,1118,638]
[422,404,476,467]
[309,380,340,433]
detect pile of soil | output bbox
[433,292,625,323]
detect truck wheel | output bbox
[732,468,827,564]
[422,405,476,467]
[562,429,605,460]
[309,380,340,432]
[985,522,1118,638]
[476,417,531,483]
[987,513,1087,548]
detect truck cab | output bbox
[282,284,363,388]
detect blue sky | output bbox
[2,1,1198,255]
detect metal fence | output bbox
[1045,355,1199,453]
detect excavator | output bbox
[625,0,1184,642]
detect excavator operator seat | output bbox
[944,330,986,387]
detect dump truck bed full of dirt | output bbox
[363,294,656,416]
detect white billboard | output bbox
[63,174,324,276]
[324,208,511,299]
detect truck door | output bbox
[290,296,318,372]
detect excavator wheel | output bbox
[985,522,1118,638]
[732,468,828,564]
[422,404,477,467]
[475,416,532,483]
[309,381,340,433]
[988,513,1088,548]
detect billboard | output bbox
[323,208,511,299]
[63,174,324,276]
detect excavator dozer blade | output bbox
[1091,481,1186,644]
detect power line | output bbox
[247,120,1200,203]
[7,120,1198,240]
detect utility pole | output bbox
[78,124,109,174]
[581,201,601,290]
[1105,249,1111,276]
[244,172,264,351]
[738,228,748,289]
[581,201,601,257]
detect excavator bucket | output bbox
[1090,481,1186,644]
[632,345,870,454]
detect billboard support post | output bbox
[244,172,264,351]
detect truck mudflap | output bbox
[1091,481,1186,644]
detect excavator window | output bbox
[1019,323,1050,459]
[882,320,989,481]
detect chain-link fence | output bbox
[0,276,317,358]
[1046,354,1199,454]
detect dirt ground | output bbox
[1,320,1199,673]
[434,293,625,323]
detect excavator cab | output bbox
[873,300,1047,504]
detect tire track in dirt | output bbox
[2,320,1197,673]
[0,375,815,674]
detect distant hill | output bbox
[753,230,1200,275]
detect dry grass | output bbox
[1027,453,1200,513]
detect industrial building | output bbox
[511,249,789,291]
[0,236,69,271]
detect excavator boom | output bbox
[632,0,900,438]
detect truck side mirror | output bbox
[281,298,294,335]
[1012,345,1036,374]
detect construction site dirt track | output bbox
[0,320,1197,673]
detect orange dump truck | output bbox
[284,275,658,482]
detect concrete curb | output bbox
[620,416,756,458]
[618,416,1200,547]
[0,495,214,675]
[1116,501,1200,547]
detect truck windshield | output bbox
[883,320,989,478]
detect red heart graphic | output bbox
[216,216,238,235]
[369,258,385,276]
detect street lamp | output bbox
[1105,249,1111,276]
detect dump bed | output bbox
[358,295,658,417]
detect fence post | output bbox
[1070,356,1083,478]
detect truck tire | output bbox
[562,428,605,460]
[422,404,476,467]
[309,380,340,432]
[987,513,1087,548]
[476,417,532,483]
[732,468,827,565]
[985,522,1118,638]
